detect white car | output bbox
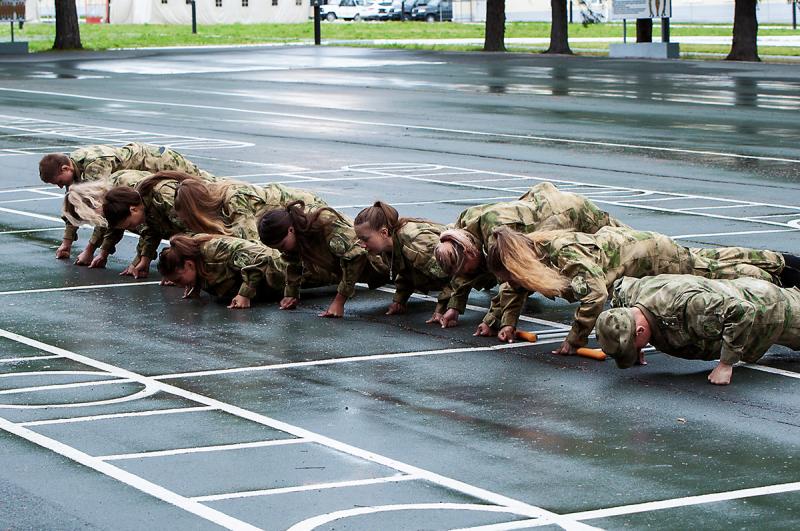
[362,0,395,20]
[320,0,368,21]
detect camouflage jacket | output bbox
[71,142,214,183]
[689,247,785,284]
[77,169,152,256]
[137,179,189,264]
[485,227,693,346]
[64,143,214,243]
[219,183,329,242]
[283,212,383,299]
[448,181,625,314]
[611,274,800,365]
[388,220,451,311]
[197,236,287,299]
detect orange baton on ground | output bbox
[514,330,538,343]
[575,347,607,361]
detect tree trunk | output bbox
[636,18,653,42]
[545,0,572,54]
[727,0,759,61]
[54,0,82,50]
[484,0,506,52]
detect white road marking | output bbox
[562,480,800,522]
[0,113,253,150]
[0,281,162,297]
[97,438,309,461]
[451,519,542,531]
[0,227,63,235]
[671,228,800,239]
[18,405,218,427]
[0,377,136,396]
[0,354,61,363]
[153,340,564,381]
[0,417,263,531]
[285,503,552,531]
[739,363,800,380]
[0,87,796,164]
[0,327,589,530]
[191,474,420,502]
[0,196,60,205]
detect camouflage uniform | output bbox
[447,182,625,314]
[282,211,388,300]
[222,183,328,242]
[196,236,287,300]
[84,169,153,256]
[606,274,800,366]
[389,220,451,312]
[485,227,694,347]
[63,143,213,249]
[689,247,785,283]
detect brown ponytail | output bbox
[486,226,569,298]
[258,200,345,267]
[354,200,430,234]
[157,234,214,280]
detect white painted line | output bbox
[285,503,550,531]
[27,189,64,198]
[0,112,253,150]
[747,213,800,220]
[0,328,590,530]
[0,205,64,223]
[97,438,309,462]
[0,281,161,296]
[563,480,800,522]
[0,377,135,396]
[0,354,61,363]
[153,340,564,381]
[0,186,53,194]
[1,88,796,164]
[192,474,420,502]
[333,196,517,210]
[0,196,61,205]
[671,228,800,239]
[371,285,572,330]
[0,417,263,531]
[18,405,218,427]
[0,227,63,235]
[678,203,758,211]
[451,519,542,531]
[738,363,800,380]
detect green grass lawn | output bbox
[1,21,798,58]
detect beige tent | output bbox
[110,0,309,24]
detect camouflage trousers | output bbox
[689,247,785,283]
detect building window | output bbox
[296,0,302,4]
[242,0,249,5]
[161,0,168,4]
[216,0,222,6]
[272,0,278,5]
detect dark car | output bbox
[391,0,424,20]
[410,0,452,21]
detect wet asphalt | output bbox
[0,46,799,530]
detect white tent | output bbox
[24,0,40,22]
[110,0,310,24]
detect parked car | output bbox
[320,0,368,21]
[391,0,424,20]
[410,0,452,21]
[363,0,395,20]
